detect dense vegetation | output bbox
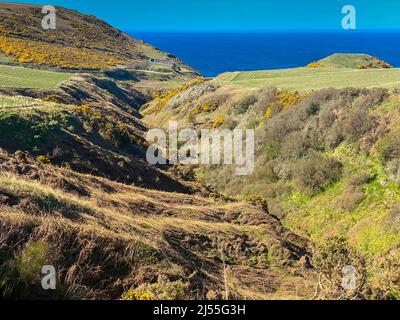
[0,36,122,69]
[0,93,314,300]
[0,2,399,300]
[143,76,400,299]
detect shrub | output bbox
[367,249,400,299]
[241,193,269,212]
[252,161,279,184]
[265,90,306,119]
[326,123,345,149]
[187,112,196,126]
[193,95,228,115]
[231,94,257,115]
[0,36,122,69]
[37,155,50,164]
[261,142,282,161]
[210,115,225,129]
[349,172,375,187]
[307,62,321,68]
[335,186,365,211]
[267,199,285,218]
[75,105,129,147]
[12,241,50,283]
[294,153,343,196]
[376,131,400,163]
[121,276,190,300]
[222,116,238,130]
[383,159,400,184]
[281,131,324,159]
[319,105,336,129]
[353,88,388,109]
[311,237,367,300]
[121,289,153,300]
[192,103,218,114]
[245,119,260,129]
[0,240,57,299]
[342,108,372,140]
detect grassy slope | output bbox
[0,1,397,298]
[283,142,400,255]
[0,127,313,300]
[0,64,70,88]
[0,93,308,299]
[216,67,400,91]
[0,3,321,301]
[143,58,400,266]
[0,2,198,78]
[0,92,191,193]
[317,53,392,68]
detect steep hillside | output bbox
[142,72,400,299]
[0,89,198,193]
[0,2,199,77]
[0,4,323,300]
[0,148,316,300]
[0,3,202,191]
[0,89,318,300]
[1,3,398,300]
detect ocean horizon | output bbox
[130,31,400,77]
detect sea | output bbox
[130,31,400,77]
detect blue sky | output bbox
[16,0,400,31]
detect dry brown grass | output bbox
[0,149,314,300]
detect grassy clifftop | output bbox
[316,53,393,69]
[213,54,396,91]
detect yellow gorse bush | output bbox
[265,90,307,119]
[0,36,122,69]
[37,155,50,164]
[307,61,321,68]
[142,78,207,115]
[121,289,154,301]
[192,103,219,114]
[210,115,225,128]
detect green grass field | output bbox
[216,67,400,91]
[0,64,70,89]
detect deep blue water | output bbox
[130,32,400,77]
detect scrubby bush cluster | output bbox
[201,86,393,211]
[310,237,367,300]
[142,78,208,115]
[294,153,343,196]
[75,104,130,148]
[231,94,258,115]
